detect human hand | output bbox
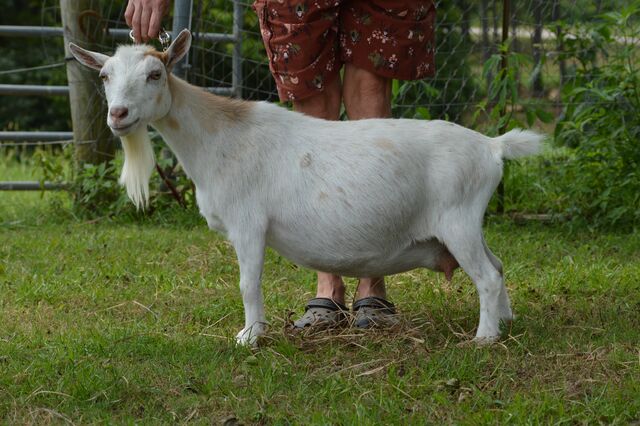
[125,0,171,43]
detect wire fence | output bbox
[0,1,636,169]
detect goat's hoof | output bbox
[235,325,265,347]
[235,330,258,347]
[471,335,501,346]
[457,335,501,348]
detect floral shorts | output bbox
[252,0,436,102]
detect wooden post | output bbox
[60,0,116,166]
[496,0,511,215]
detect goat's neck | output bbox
[151,74,252,183]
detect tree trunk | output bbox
[481,0,492,87]
[532,0,545,97]
[511,0,519,81]
[492,0,499,46]
[511,0,518,52]
[459,0,471,41]
[552,0,566,87]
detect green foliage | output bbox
[474,45,552,136]
[555,5,640,227]
[497,147,574,216]
[469,42,556,215]
[32,146,70,188]
[28,135,199,220]
[72,157,132,218]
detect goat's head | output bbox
[69,29,192,136]
[67,30,192,210]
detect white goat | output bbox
[69,30,542,345]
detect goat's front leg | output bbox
[230,230,267,346]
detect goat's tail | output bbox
[492,129,544,160]
[119,128,155,210]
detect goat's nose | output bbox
[109,106,129,120]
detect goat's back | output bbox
[242,112,504,260]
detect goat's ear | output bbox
[68,43,110,71]
[165,29,192,70]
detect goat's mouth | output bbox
[109,118,141,134]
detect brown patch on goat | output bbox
[300,153,312,168]
[144,49,168,64]
[375,138,399,155]
[318,192,328,200]
[166,116,180,130]
[167,74,254,133]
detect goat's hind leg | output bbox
[482,235,513,324]
[229,230,267,346]
[441,225,511,343]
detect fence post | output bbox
[158,0,192,193]
[496,0,511,215]
[60,0,116,166]
[158,0,192,192]
[171,0,193,79]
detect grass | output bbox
[1,162,639,424]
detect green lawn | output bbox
[1,187,639,424]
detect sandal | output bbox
[352,296,399,329]
[292,298,349,329]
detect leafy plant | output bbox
[32,136,198,219]
[554,5,640,227]
[474,44,553,136]
[32,145,71,190]
[468,42,554,214]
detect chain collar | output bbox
[129,28,172,51]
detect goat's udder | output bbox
[438,250,459,281]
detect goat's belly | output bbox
[267,233,446,277]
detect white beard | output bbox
[119,127,155,210]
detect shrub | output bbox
[34,136,198,220]
[555,5,640,227]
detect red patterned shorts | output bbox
[252,0,436,102]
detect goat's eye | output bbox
[147,71,162,81]
[99,73,108,82]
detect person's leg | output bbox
[291,76,347,306]
[292,76,342,121]
[343,64,392,121]
[342,63,392,302]
[336,0,435,326]
[253,0,350,326]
